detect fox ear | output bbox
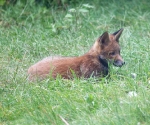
[113,28,123,42]
[99,32,110,46]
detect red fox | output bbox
[28,29,125,81]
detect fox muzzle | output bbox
[113,60,125,67]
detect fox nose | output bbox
[113,60,125,67]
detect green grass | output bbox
[1,0,150,124]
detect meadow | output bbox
[0,0,150,124]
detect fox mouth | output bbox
[113,60,125,67]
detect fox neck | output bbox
[99,56,108,68]
[85,41,109,68]
[87,41,102,56]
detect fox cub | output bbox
[28,29,125,81]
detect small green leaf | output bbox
[69,8,76,13]
[83,4,95,9]
[0,0,5,6]
[65,14,73,18]
[79,9,89,13]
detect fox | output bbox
[28,29,125,81]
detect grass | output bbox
[0,0,150,124]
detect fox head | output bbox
[90,29,125,67]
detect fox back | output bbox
[28,29,125,81]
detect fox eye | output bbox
[109,51,115,56]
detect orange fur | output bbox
[28,29,125,81]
